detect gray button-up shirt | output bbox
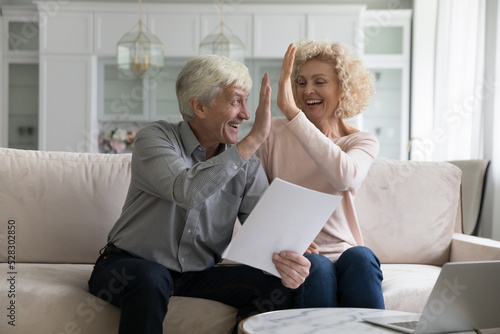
[108,121,268,272]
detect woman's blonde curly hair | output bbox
[291,40,375,119]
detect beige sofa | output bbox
[1,147,500,334]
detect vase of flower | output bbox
[99,129,137,154]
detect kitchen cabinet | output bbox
[40,12,93,55]
[95,13,142,56]
[98,57,186,123]
[1,6,39,150]
[39,55,95,152]
[253,14,306,58]
[5,62,39,150]
[307,6,364,55]
[149,13,201,58]
[362,10,412,160]
[1,2,411,157]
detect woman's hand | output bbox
[305,242,319,255]
[272,251,310,289]
[277,43,300,121]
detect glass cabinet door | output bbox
[363,68,403,160]
[8,21,39,52]
[7,63,39,150]
[364,26,404,56]
[3,16,39,149]
[150,60,186,123]
[252,60,285,119]
[98,59,190,123]
[362,10,411,160]
[98,59,148,121]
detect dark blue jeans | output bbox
[294,246,385,309]
[88,247,293,334]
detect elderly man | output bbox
[88,54,311,334]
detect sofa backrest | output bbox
[0,148,131,264]
[356,159,462,266]
[0,148,462,266]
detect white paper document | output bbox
[221,178,342,277]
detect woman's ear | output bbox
[190,98,207,119]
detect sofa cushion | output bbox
[0,263,237,334]
[356,159,462,265]
[0,148,132,264]
[0,262,441,333]
[381,263,442,313]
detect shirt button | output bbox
[188,229,192,234]
[232,164,238,170]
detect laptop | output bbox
[363,261,500,333]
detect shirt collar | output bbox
[179,121,229,157]
[179,121,200,157]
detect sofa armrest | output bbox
[450,233,500,262]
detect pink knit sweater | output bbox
[256,113,379,261]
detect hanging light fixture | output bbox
[199,0,245,63]
[117,0,165,78]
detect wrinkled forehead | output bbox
[223,85,249,99]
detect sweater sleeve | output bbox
[285,112,379,191]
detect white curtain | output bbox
[432,0,486,161]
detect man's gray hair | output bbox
[176,55,252,121]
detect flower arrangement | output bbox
[99,128,137,154]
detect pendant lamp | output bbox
[117,0,165,78]
[199,0,245,63]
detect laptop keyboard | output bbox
[391,321,418,330]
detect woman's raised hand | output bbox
[277,43,300,121]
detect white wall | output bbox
[479,0,500,241]
[409,0,437,161]
[0,12,4,146]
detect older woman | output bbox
[262,40,384,308]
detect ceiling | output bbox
[0,0,412,10]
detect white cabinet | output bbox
[361,10,412,160]
[95,13,143,56]
[150,59,187,122]
[6,2,411,154]
[363,11,411,60]
[307,6,364,54]
[308,15,359,47]
[253,14,306,58]
[37,2,96,152]
[3,20,39,52]
[5,61,39,150]
[234,59,283,139]
[1,6,39,150]
[149,13,200,58]
[361,66,408,159]
[40,12,93,54]
[250,60,284,119]
[39,56,95,152]
[98,59,148,122]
